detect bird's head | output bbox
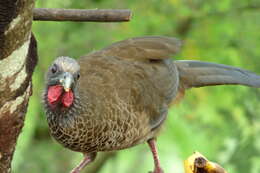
[45,56,80,108]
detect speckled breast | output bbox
[46,102,154,153]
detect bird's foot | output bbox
[149,167,164,173]
[147,139,164,173]
[69,153,96,173]
[70,167,80,173]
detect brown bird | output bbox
[43,36,260,173]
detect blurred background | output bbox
[12,0,260,173]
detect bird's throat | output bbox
[47,85,74,108]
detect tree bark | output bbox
[0,0,37,172]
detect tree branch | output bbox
[33,8,132,22]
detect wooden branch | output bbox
[33,8,132,22]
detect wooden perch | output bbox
[33,8,132,22]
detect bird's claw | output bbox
[149,167,164,173]
[70,168,80,173]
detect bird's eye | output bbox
[77,74,80,79]
[51,64,57,74]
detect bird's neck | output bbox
[43,88,83,127]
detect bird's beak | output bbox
[59,72,74,92]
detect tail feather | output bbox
[175,60,260,88]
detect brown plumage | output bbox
[43,36,260,173]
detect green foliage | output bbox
[13,0,260,173]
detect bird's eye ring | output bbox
[51,64,57,74]
[77,74,80,79]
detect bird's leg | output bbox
[70,152,97,173]
[147,139,164,173]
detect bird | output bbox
[43,36,260,173]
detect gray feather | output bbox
[175,60,260,88]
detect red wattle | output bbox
[47,85,63,104]
[62,90,74,107]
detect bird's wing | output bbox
[98,36,181,60]
[175,60,260,88]
[80,36,182,133]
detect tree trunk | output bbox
[0,0,37,172]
